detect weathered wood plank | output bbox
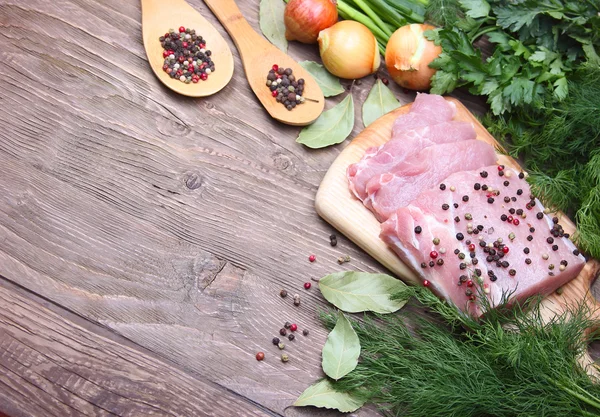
[0,0,496,415]
[0,278,274,417]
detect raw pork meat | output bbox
[380,166,586,315]
[391,93,457,137]
[365,140,497,221]
[347,121,476,200]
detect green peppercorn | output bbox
[278,342,285,350]
[281,353,289,362]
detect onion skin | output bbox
[318,21,381,79]
[385,24,442,91]
[284,0,338,44]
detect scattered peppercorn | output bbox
[278,342,285,350]
[455,216,461,222]
[487,197,495,204]
[288,334,295,341]
[462,195,469,202]
[456,233,464,241]
[503,181,510,186]
[281,353,290,362]
[289,323,298,332]
[482,185,489,191]
[279,328,287,336]
[421,262,427,268]
[303,329,309,336]
[433,237,440,245]
[256,351,265,361]
[552,244,559,251]
[537,212,544,219]
[474,183,481,190]
[480,171,488,178]
[442,203,450,210]
[293,294,301,306]
[524,247,530,254]
[284,321,291,329]
[519,172,525,179]
[272,337,280,345]
[414,226,422,234]
[509,269,516,276]
[304,282,311,290]
[308,254,316,262]
[337,255,351,264]
[280,289,288,298]
[437,258,444,266]
[439,183,446,190]
[525,258,532,264]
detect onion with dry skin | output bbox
[385,24,442,91]
[284,0,338,44]
[318,21,380,79]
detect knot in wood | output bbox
[185,173,203,190]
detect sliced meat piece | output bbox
[391,93,456,137]
[380,166,586,315]
[365,140,497,221]
[347,121,476,200]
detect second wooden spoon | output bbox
[203,0,325,126]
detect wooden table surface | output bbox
[2,1,593,416]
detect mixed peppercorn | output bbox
[159,26,214,84]
[412,165,581,305]
[267,65,305,110]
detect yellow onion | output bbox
[284,0,338,44]
[318,21,380,79]
[385,24,442,91]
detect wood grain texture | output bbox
[315,97,600,372]
[0,0,593,415]
[0,278,273,417]
[141,0,234,97]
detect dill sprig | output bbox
[321,287,600,417]
[486,65,600,258]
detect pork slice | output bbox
[365,140,497,221]
[391,93,456,137]
[380,166,586,315]
[347,121,476,200]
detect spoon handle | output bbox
[203,0,270,63]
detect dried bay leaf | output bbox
[299,61,344,97]
[294,379,365,412]
[296,94,354,149]
[322,312,360,380]
[319,271,409,313]
[259,0,287,52]
[362,79,401,127]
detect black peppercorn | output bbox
[472,258,479,265]
[442,204,450,210]
[429,261,435,267]
[487,197,495,204]
[455,216,460,222]
[280,289,288,298]
[553,216,559,224]
[474,183,481,190]
[502,261,509,268]
[272,337,280,345]
[501,214,508,221]
[498,170,504,177]
[439,183,446,190]
[504,197,511,203]
[509,269,516,276]
[537,212,544,219]
[486,255,494,262]
[480,240,487,247]
[547,237,554,244]
[279,328,287,336]
[503,181,509,186]
[525,258,532,264]
[529,227,535,233]
[460,275,468,282]
[421,262,427,268]
[490,275,497,282]
[454,203,459,208]
[288,334,295,341]
[480,171,488,178]
[462,195,469,202]
[519,172,525,179]
[517,189,523,195]
[454,249,460,255]
[527,235,533,241]
[459,263,467,270]
[437,259,444,266]
[573,249,580,256]
[552,245,559,251]
[475,268,482,276]
[482,184,489,191]
[456,233,464,240]
[524,247,530,254]
[414,226,422,234]
[509,208,516,214]
[284,321,291,329]
[511,197,517,202]
[303,329,309,336]
[465,289,473,296]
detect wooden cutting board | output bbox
[315,97,600,372]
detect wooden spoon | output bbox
[203,0,325,126]
[141,0,234,97]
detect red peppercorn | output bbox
[164,32,170,38]
[429,251,438,259]
[498,166,504,171]
[309,254,316,262]
[163,50,169,58]
[507,215,514,223]
[179,26,186,32]
[182,41,188,48]
[178,56,185,63]
[467,280,474,287]
[468,243,476,252]
[255,352,265,361]
[513,218,520,225]
[290,323,298,332]
[272,64,279,71]
[192,78,199,83]
[163,64,169,71]
[271,90,278,97]
[200,73,208,81]
[200,43,206,49]
[304,282,311,290]
[503,246,509,254]
[423,280,430,287]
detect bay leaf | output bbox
[296,94,354,149]
[259,0,287,52]
[322,312,360,380]
[319,271,408,313]
[299,61,344,97]
[362,79,401,127]
[294,379,365,412]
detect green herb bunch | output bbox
[322,286,600,417]
[424,0,600,258]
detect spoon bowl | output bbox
[141,0,234,97]
[204,0,325,126]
